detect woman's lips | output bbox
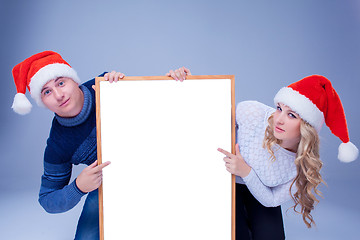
[275,126,285,133]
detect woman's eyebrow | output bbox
[287,109,299,116]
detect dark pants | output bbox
[74,189,99,240]
[236,184,285,240]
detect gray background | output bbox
[1,0,359,239]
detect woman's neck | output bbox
[280,139,300,153]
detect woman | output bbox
[218,75,358,239]
[169,69,359,239]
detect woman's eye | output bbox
[276,106,282,111]
[44,90,51,95]
[58,81,65,86]
[289,113,297,119]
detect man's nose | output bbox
[53,88,64,100]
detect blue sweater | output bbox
[39,75,102,213]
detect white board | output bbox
[97,76,235,240]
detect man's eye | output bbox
[276,106,282,111]
[58,81,65,86]
[44,90,51,95]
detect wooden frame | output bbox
[96,75,236,239]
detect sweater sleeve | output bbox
[38,160,86,213]
[236,101,275,129]
[242,168,294,207]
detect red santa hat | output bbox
[12,51,80,115]
[274,75,358,163]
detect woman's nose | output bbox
[276,113,285,124]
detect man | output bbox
[12,51,125,239]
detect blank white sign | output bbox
[97,77,234,240]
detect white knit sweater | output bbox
[236,101,297,207]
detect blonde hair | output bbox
[263,114,325,228]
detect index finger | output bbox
[95,161,111,170]
[217,148,235,158]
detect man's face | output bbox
[40,77,84,117]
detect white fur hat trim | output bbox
[29,63,80,107]
[274,87,324,132]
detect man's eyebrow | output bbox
[41,86,49,93]
[54,77,63,82]
[41,77,64,93]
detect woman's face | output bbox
[273,103,301,152]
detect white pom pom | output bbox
[338,142,359,163]
[12,93,32,115]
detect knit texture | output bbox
[38,76,102,213]
[236,101,297,207]
[55,85,93,127]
